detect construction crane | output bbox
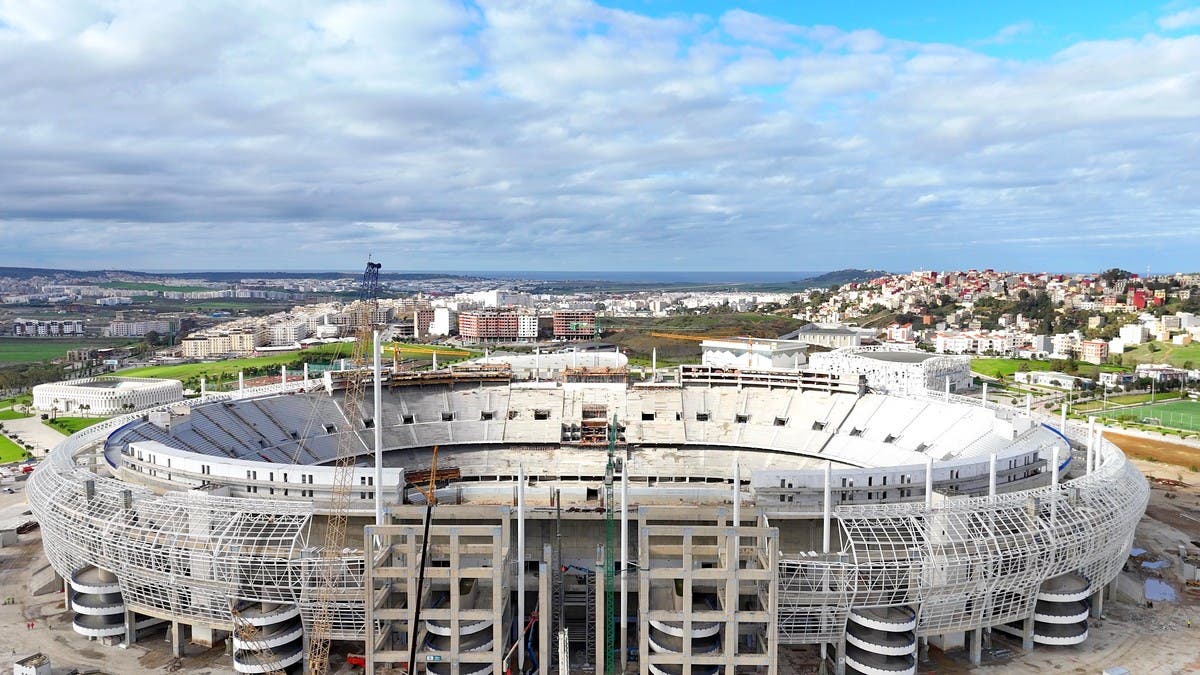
[307,259,382,675]
[603,417,617,675]
[405,445,439,674]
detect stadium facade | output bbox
[28,362,1148,675]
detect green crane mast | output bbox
[604,415,618,675]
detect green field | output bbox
[0,338,138,364]
[1095,399,1200,432]
[0,434,26,463]
[44,416,108,435]
[117,343,355,382]
[0,395,32,407]
[971,358,1055,378]
[0,409,31,420]
[1122,341,1200,368]
[1074,391,1184,412]
[101,281,214,293]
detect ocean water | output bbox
[452,270,825,283]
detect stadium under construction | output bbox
[28,352,1149,674]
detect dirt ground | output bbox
[1104,430,1200,468]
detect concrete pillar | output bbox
[925,455,934,507]
[1091,587,1104,618]
[981,381,988,403]
[944,376,951,402]
[62,577,71,612]
[238,371,244,392]
[1021,616,1035,650]
[124,608,137,645]
[1087,416,1096,474]
[540,547,552,674]
[822,462,832,554]
[199,377,206,398]
[989,453,997,498]
[171,621,185,658]
[518,464,526,671]
[620,461,630,672]
[1060,402,1067,430]
[969,627,982,665]
[1025,393,1032,415]
[374,330,384,527]
[280,365,287,386]
[303,361,309,383]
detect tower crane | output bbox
[307,259,382,675]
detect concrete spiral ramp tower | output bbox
[1031,573,1091,646]
[844,606,917,675]
[231,602,305,674]
[70,566,126,639]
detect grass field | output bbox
[119,345,352,382]
[0,395,32,408]
[971,357,1126,379]
[1122,341,1200,368]
[0,409,31,420]
[101,281,214,293]
[0,434,26,463]
[0,337,138,363]
[44,416,108,435]
[1095,399,1200,432]
[971,358,1055,378]
[1074,391,1184,412]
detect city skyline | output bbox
[2,1,1199,271]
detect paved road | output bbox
[0,415,66,459]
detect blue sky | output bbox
[0,1,1198,274]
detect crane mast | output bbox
[307,259,382,675]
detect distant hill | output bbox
[800,268,888,289]
[0,266,478,282]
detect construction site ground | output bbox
[2,432,1199,673]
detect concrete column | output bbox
[981,381,988,403]
[989,453,997,498]
[280,365,287,386]
[1091,587,1104,618]
[303,361,309,384]
[1021,616,1035,650]
[1087,416,1096,474]
[540,547,552,673]
[238,371,244,392]
[944,376,951,402]
[969,627,982,665]
[62,577,71,612]
[1061,402,1067,430]
[199,377,206,398]
[1025,393,1032,415]
[620,461,630,672]
[432,351,438,371]
[124,608,137,645]
[822,462,832,554]
[171,621,185,658]
[925,455,934,508]
[518,464,526,671]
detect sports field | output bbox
[0,338,138,363]
[1095,399,1200,432]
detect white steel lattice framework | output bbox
[28,378,1148,651]
[776,423,1148,644]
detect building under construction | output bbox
[28,358,1148,674]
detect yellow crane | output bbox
[307,260,382,675]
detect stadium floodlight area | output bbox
[28,366,1148,674]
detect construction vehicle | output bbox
[306,259,382,675]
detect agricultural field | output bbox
[1122,341,1200,368]
[44,416,108,435]
[0,434,26,463]
[0,337,137,364]
[1094,399,1200,433]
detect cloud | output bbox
[0,2,1197,272]
[1159,7,1200,30]
[976,20,1035,46]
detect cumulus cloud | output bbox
[1159,7,1200,31]
[0,1,1198,272]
